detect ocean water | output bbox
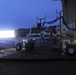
[0,38,15,49]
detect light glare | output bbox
[0,30,15,38]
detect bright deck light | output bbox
[0,30,15,38]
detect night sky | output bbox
[0,0,62,30]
